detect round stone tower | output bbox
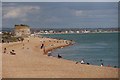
[14,24,31,37]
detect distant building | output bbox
[82,30,90,33]
[14,24,31,37]
[65,31,68,33]
[49,30,54,33]
[69,30,74,33]
[76,31,80,33]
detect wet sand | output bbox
[2,37,119,78]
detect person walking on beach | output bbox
[41,44,44,49]
[40,43,46,54]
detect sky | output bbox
[2,2,118,28]
[0,1,1,30]
[1,0,120,2]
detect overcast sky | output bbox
[1,0,120,2]
[2,2,118,28]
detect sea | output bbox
[42,33,118,68]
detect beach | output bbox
[0,43,2,78]
[2,37,119,78]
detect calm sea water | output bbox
[41,33,118,68]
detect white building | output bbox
[76,31,80,33]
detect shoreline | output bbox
[38,36,74,55]
[45,41,73,55]
[40,33,118,68]
[36,31,119,35]
[2,36,119,78]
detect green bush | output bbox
[2,32,24,43]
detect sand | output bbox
[0,43,2,79]
[2,37,119,78]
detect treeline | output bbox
[15,24,29,27]
[1,32,24,43]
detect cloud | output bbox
[75,10,83,16]
[3,6,40,19]
[74,9,117,18]
[45,16,62,23]
[20,18,29,22]
[2,0,120,2]
[2,2,118,28]
[2,3,17,6]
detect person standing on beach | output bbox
[3,48,7,53]
[101,63,104,67]
[41,44,44,49]
[40,43,46,54]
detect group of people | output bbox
[76,59,103,66]
[39,37,73,56]
[3,47,16,55]
[76,59,86,64]
[3,48,7,53]
[47,51,62,59]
